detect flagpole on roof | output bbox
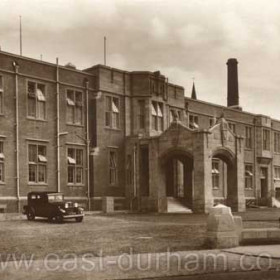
[104,36,107,66]
[19,16,22,56]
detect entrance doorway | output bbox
[164,151,193,210]
[259,167,268,205]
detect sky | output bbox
[0,0,280,118]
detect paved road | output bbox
[141,270,280,280]
[2,245,280,280]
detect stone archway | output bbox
[211,147,237,210]
[160,148,193,210]
[134,115,245,213]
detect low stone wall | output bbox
[206,204,280,248]
[242,228,280,243]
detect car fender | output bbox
[49,206,63,218]
[23,205,32,212]
[22,205,28,214]
[23,205,35,215]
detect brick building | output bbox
[0,50,279,213]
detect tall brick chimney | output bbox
[227,58,240,108]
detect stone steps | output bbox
[167,197,192,213]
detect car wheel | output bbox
[75,217,83,223]
[27,209,35,221]
[54,214,63,223]
[48,216,53,223]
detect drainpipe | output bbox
[13,61,20,212]
[270,126,274,206]
[85,80,91,210]
[253,118,258,205]
[123,72,128,208]
[133,143,137,210]
[123,72,126,137]
[56,58,61,193]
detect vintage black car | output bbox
[23,192,84,223]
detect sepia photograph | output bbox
[1,0,280,279]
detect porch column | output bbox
[143,140,167,213]
[231,136,246,212]
[193,131,213,213]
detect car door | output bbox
[40,194,50,217]
[35,194,46,217]
[44,195,55,218]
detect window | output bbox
[170,109,182,124]
[126,155,132,185]
[0,141,4,182]
[274,132,280,153]
[151,101,163,131]
[161,82,168,100]
[209,118,216,127]
[263,129,270,151]
[228,122,236,133]
[274,166,280,180]
[189,114,198,129]
[67,148,84,184]
[138,100,145,129]
[28,144,47,183]
[66,90,83,125]
[245,164,253,189]
[0,76,3,114]
[245,126,252,149]
[260,167,267,179]
[27,81,46,120]
[105,96,120,129]
[150,79,155,93]
[212,159,219,189]
[160,83,165,95]
[109,150,118,185]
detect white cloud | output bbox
[150,17,168,40]
[1,0,280,117]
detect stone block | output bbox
[242,228,268,240]
[102,197,114,213]
[207,231,239,248]
[207,214,236,232]
[233,216,243,241]
[206,204,239,248]
[209,204,233,216]
[207,204,236,232]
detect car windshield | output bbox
[48,194,64,202]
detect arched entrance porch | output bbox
[161,148,193,211]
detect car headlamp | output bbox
[74,203,78,208]
[65,203,69,209]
